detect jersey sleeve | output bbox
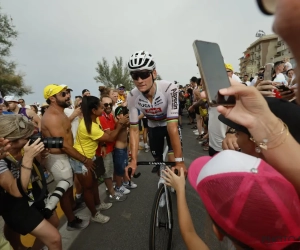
[166,83,179,122]
[127,91,139,126]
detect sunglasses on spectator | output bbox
[118,87,125,90]
[130,71,152,80]
[256,0,277,15]
[56,91,68,97]
[103,103,113,108]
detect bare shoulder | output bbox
[42,108,69,127]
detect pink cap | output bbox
[188,150,300,249]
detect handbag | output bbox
[77,136,106,179]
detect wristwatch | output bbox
[175,157,184,162]
[226,128,236,135]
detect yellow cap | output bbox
[44,84,68,99]
[225,63,234,72]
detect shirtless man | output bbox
[4,96,41,130]
[113,106,137,195]
[41,84,91,231]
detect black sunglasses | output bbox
[56,91,68,97]
[103,103,113,108]
[130,71,152,81]
[256,0,277,15]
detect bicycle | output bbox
[128,144,177,250]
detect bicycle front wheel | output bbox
[149,184,173,250]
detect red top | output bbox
[96,112,116,155]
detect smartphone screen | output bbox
[264,63,273,81]
[193,40,235,106]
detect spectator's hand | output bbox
[73,107,82,116]
[0,138,11,159]
[118,114,129,126]
[101,146,107,158]
[278,88,295,101]
[23,138,45,160]
[122,101,127,107]
[256,80,276,97]
[162,167,185,193]
[84,158,96,171]
[216,79,272,129]
[222,133,239,150]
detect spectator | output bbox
[82,89,91,97]
[70,96,128,223]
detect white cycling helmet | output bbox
[128,50,156,72]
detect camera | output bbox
[29,133,63,148]
[258,72,264,80]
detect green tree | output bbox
[0,7,31,97]
[94,56,133,89]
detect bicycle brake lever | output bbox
[128,168,141,179]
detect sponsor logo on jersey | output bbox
[155,101,163,105]
[145,108,162,114]
[155,96,161,101]
[138,102,151,108]
[165,83,172,92]
[138,99,148,103]
[171,88,178,109]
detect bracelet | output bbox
[82,157,87,164]
[250,121,289,150]
[21,164,32,171]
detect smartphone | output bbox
[264,63,273,81]
[193,40,235,106]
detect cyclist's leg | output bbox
[148,127,165,173]
[165,125,183,162]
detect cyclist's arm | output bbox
[128,94,140,164]
[166,84,183,163]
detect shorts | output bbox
[69,158,88,175]
[103,152,114,179]
[113,148,128,177]
[188,111,196,120]
[2,194,44,235]
[142,118,148,129]
[46,154,73,187]
[179,103,185,116]
[148,126,173,161]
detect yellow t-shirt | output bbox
[118,94,125,102]
[73,119,104,158]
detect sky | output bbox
[2,0,274,104]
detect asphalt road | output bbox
[69,118,232,250]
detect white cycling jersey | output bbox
[127,80,179,128]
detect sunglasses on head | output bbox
[130,71,152,80]
[256,0,277,15]
[103,103,113,108]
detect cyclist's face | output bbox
[132,69,157,93]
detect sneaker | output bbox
[116,185,130,195]
[194,131,199,135]
[91,211,110,224]
[193,130,198,133]
[123,181,137,189]
[67,217,89,231]
[203,146,209,151]
[72,201,86,214]
[96,202,112,211]
[109,192,127,202]
[145,146,150,153]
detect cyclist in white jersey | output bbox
[125,50,186,177]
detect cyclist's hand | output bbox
[162,167,185,193]
[222,133,239,150]
[125,161,137,179]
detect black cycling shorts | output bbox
[142,118,148,129]
[148,126,173,161]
